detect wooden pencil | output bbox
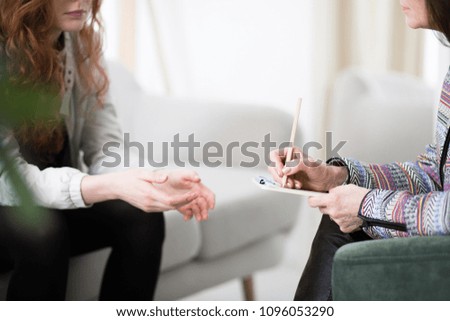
[282,97,302,188]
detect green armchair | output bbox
[328,68,448,301]
[332,236,450,300]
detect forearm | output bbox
[360,189,450,238]
[335,157,438,193]
[80,173,118,205]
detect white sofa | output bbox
[0,62,302,300]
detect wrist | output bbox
[81,173,118,205]
[328,166,349,189]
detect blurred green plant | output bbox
[0,63,58,226]
[0,79,59,127]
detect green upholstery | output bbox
[332,236,450,300]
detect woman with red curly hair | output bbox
[0,0,215,300]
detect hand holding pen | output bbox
[268,97,347,192]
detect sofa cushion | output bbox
[193,167,301,260]
[160,211,202,272]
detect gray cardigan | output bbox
[0,32,127,209]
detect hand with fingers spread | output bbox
[177,196,211,222]
[81,168,215,221]
[308,184,370,233]
[268,147,348,192]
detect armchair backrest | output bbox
[326,68,435,164]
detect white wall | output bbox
[101,1,450,149]
[102,0,314,126]
[101,0,120,61]
[424,30,450,93]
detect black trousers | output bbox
[294,215,372,301]
[0,200,165,301]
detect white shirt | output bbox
[0,32,126,209]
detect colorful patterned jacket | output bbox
[333,67,450,239]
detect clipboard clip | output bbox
[256,176,277,187]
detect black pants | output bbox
[294,215,372,301]
[0,200,165,300]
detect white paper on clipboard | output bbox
[253,176,327,197]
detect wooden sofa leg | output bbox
[242,276,255,301]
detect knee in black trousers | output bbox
[294,215,371,301]
[0,207,70,300]
[71,201,165,301]
[0,202,166,301]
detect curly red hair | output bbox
[0,0,108,157]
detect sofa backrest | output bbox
[107,61,301,170]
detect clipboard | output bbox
[253,176,327,197]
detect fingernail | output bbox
[282,168,290,174]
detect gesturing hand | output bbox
[153,169,215,221]
[108,168,215,221]
[109,169,194,212]
[308,184,370,233]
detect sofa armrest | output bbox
[332,236,450,300]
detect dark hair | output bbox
[426,0,450,46]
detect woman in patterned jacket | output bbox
[269,0,450,300]
[0,0,214,300]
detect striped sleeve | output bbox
[333,143,441,193]
[328,144,446,238]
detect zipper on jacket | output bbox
[439,127,450,189]
[358,215,407,232]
